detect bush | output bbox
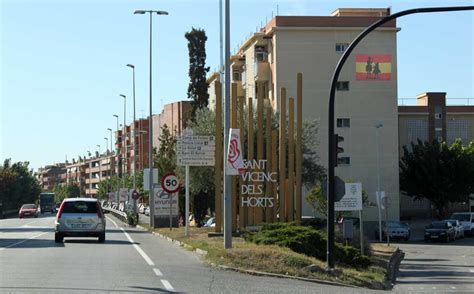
[126,212,139,226]
[244,222,370,268]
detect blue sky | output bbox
[1,0,473,171]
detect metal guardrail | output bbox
[103,207,127,222]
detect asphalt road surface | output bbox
[393,237,474,293]
[1,214,378,294]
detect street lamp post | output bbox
[113,114,120,202]
[127,63,138,213]
[134,9,168,228]
[120,94,127,194]
[97,145,102,196]
[375,124,383,242]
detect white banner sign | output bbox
[119,188,128,202]
[226,128,245,175]
[153,186,179,216]
[143,168,159,191]
[335,183,363,211]
[177,134,215,166]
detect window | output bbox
[335,43,349,53]
[232,71,241,81]
[255,46,268,62]
[336,81,349,91]
[435,113,442,119]
[338,157,350,165]
[337,118,350,128]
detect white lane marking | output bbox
[161,279,174,291]
[0,232,49,251]
[432,287,437,290]
[451,286,457,290]
[470,269,474,273]
[120,228,154,266]
[153,268,163,277]
[106,216,119,228]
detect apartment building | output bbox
[115,118,150,176]
[65,160,87,196]
[36,163,67,191]
[84,152,116,197]
[152,100,192,150]
[399,92,474,218]
[208,8,400,226]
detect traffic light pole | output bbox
[326,6,473,271]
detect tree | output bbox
[53,184,81,203]
[185,28,210,119]
[301,119,326,189]
[0,159,41,210]
[154,124,177,180]
[400,139,474,218]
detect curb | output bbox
[213,264,358,288]
[384,248,405,289]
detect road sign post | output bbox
[177,131,215,237]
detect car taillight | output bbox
[96,202,104,219]
[57,201,65,219]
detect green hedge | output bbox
[244,222,370,268]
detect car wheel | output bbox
[445,235,450,243]
[98,233,105,243]
[54,233,63,243]
[404,236,409,242]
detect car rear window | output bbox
[451,213,471,221]
[22,204,36,209]
[61,201,98,214]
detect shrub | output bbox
[244,222,370,268]
[126,212,139,226]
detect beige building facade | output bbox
[208,8,400,224]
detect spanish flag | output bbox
[356,55,391,81]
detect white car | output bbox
[450,212,474,236]
[445,219,464,239]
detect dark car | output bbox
[424,221,455,242]
[19,204,39,218]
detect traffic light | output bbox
[334,134,344,167]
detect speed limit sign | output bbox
[161,172,180,193]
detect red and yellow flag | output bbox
[356,54,391,81]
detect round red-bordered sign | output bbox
[161,172,180,193]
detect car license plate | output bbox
[431,235,438,238]
[71,224,88,229]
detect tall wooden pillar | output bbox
[265,103,273,222]
[214,82,223,232]
[239,96,247,229]
[255,88,264,224]
[271,130,278,222]
[231,83,238,230]
[288,98,295,222]
[295,73,303,221]
[247,98,255,225]
[279,88,286,222]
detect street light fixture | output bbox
[120,94,127,191]
[126,63,138,214]
[134,8,168,228]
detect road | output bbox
[1,214,377,294]
[393,237,474,293]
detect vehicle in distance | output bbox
[424,221,456,242]
[55,198,106,243]
[444,219,464,239]
[39,193,55,214]
[19,204,39,218]
[450,212,474,236]
[375,221,410,241]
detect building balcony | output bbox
[254,61,269,82]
